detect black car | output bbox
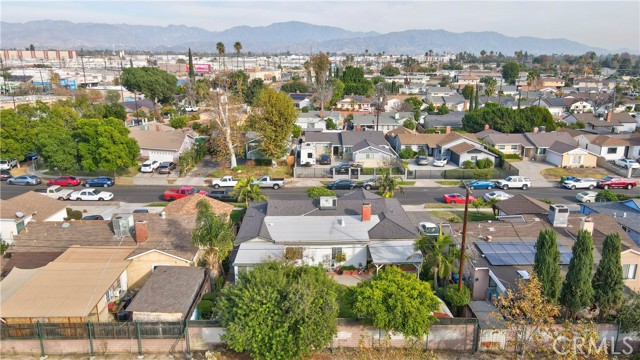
[327,179,357,190]
[208,189,238,202]
[23,152,38,161]
[157,161,177,174]
[82,215,105,220]
[332,163,352,174]
[319,154,332,165]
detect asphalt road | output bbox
[1,182,636,206]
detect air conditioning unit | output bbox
[319,196,337,210]
[548,204,569,228]
[112,214,134,237]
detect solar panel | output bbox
[477,241,573,266]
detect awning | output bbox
[233,241,284,266]
[368,240,422,265]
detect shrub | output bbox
[417,148,427,156]
[190,113,200,121]
[439,284,471,307]
[291,125,302,138]
[65,208,82,220]
[403,119,417,130]
[202,292,217,302]
[461,160,477,169]
[301,106,309,113]
[170,115,188,129]
[197,299,214,319]
[476,158,494,169]
[504,153,521,159]
[254,159,272,166]
[596,189,619,202]
[306,187,336,199]
[448,216,462,223]
[341,265,357,271]
[399,147,417,159]
[325,117,337,130]
[538,198,554,205]
[473,169,492,179]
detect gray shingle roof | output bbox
[304,131,389,147]
[525,132,577,148]
[547,141,580,154]
[495,195,550,215]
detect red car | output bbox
[47,176,81,187]
[443,193,476,204]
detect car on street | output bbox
[443,193,476,204]
[495,176,532,190]
[576,191,598,203]
[0,170,13,181]
[432,156,448,167]
[0,158,18,170]
[614,158,640,169]
[83,176,115,187]
[23,152,38,161]
[562,177,597,190]
[207,189,238,202]
[332,163,352,174]
[7,175,42,186]
[156,161,176,174]
[319,154,332,165]
[70,188,114,201]
[82,215,105,220]
[466,180,496,190]
[483,191,513,202]
[327,179,357,190]
[140,160,160,173]
[596,176,637,190]
[47,176,81,187]
[416,156,429,166]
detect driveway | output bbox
[509,160,555,186]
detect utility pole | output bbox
[458,180,471,292]
[80,48,87,88]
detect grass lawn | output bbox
[206,165,293,179]
[431,210,495,222]
[423,203,466,209]
[145,201,169,207]
[541,167,611,180]
[398,181,416,186]
[435,180,462,186]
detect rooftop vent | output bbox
[15,212,24,219]
[319,196,337,210]
[61,223,70,229]
[338,218,346,227]
[548,204,569,228]
[112,214,134,237]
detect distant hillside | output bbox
[1,20,612,55]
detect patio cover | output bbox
[368,240,422,265]
[233,241,285,266]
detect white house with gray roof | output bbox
[302,131,399,167]
[350,112,414,133]
[232,190,421,281]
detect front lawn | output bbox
[431,210,495,222]
[541,167,611,180]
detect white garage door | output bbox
[546,151,562,166]
[148,151,175,163]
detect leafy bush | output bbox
[504,153,521,159]
[291,125,302,138]
[325,117,337,130]
[417,148,427,156]
[538,198,554,205]
[403,119,417,130]
[448,216,462,223]
[197,299,214,319]
[341,265,357,271]
[170,115,188,129]
[461,160,477,169]
[399,147,417,159]
[596,189,619,202]
[65,208,82,220]
[439,284,471,307]
[476,158,494,169]
[306,187,336,199]
[202,292,217,302]
[254,159,273,166]
[473,169,492,179]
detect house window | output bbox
[285,247,304,261]
[15,220,25,234]
[623,264,637,280]
[498,145,505,150]
[365,153,374,159]
[538,148,546,155]
[511,145,518,150]
[607,147,617,154]
[471,156,478,161]
[331,248,343,262]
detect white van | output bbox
[299,143,316,166]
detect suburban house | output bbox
[425,89,466,111]
[575,134,630,160]
[545,141,598,168]
[0,247,132,324]
[424,112,465,130]
[535,98,570,117]
[563,112,637,134]
[296,111,342,133]
[574,78,603,89]
[232,190,421,281]
[454,74,480,86]
[7,212,198,289]
[288,93,313,109]
[303,131,399,167]
[0,192,68,244]
[568,99,595,114]
[523,131,578,161]
[539,77,565,88]
[350,112,414,133]
[121,99,158,125]
[479,132,534,158]
[129,123,196,162]
[580,199,640,248]
[335,95,375,112]
[127,266,208,322]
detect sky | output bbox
[2,1,639,52]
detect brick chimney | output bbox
[155,124,161,131]
[579,217,594,236]
[606,111,612,122]
[135,220,149,244]
[483,124,490,131]
[361,202,371,222]
[319,109,325,119]
[445,126,451,134]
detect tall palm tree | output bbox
[191,200,235,277]
[484,77,497,98]
[375,173,404,198]
[233,41,242,70]
[415,230,457,291]
[231,177,268,207]
[526,71,537,99]
[216,42,226,71]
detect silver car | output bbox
[415,156,429,166]
[433,156,448,167]
[7,175,42,186]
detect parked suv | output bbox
[495,176,532,190]
[0,158,18,170]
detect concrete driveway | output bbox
[509,160,555,186]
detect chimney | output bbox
[361,202,371,222]
[483,124,490,131]
[155,124,161,131]
[580,217,594,235]
[533,127,539,133]
[319,109,325,119]
[464,100,469,111]
[445,126,451,134]
[135,220,149,244]
[395,112,400,120]
[606,111,612,122]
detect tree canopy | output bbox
[280,80,309,94]
[121,66,177,104]
[217,262,339,360]
[592,232,624,318]
[76,117,140,172]
[191,199,234,276]
[462,105,556,133]
[250,88,298,159]
[341,66,374,96]
[380,65,401,77]
[560,229,594,318]
[533,229,561,303]
[501,62,520,85]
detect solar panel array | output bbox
[476,241,572,266]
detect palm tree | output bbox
[484,197,500,216]
[526,71,537,99]
[375,173,404,198]
[232,177,268,207]
[484,77,497,98]
[415,230,457,291]
[191,200,235,277]
[216,42,226,71]
[233,41,242,70]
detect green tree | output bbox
[596,189,619,202]
[402,118,416,130]
[310,53,331,85]
[233,41,242,69]
[560,230,594,318]
[35,121,78,171]
[280,80,309,93]
[216,42,226,70]
[380,65,401,76]
[440,283,471,307]
[474,85,479,110]
[76,118,140,173]
[218,262,339,360]
[191,199,234,277]
[170,115,188,129]
[188,47,195,82]
[375,173,404,198]
[415,230,457,291]
[502,62,520,85]
[0,109,36,160]
[232,177,268,207]
[461,84,474,100]
[325,117,337,130]
[121,67,178,104]
[106,89,121,103]
[250,88,297,159]
[437,105,450,115]
[592,233,624,319]
[481,77,497,97]
[619,293,640,335]
[352,266,440,338]
[244,78,265,105]
[102,103,127,121]
[341,66,373,96]
[533,229,562,303]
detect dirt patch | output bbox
[541,167,611,180]
[115,177,134,185]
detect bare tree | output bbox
[205,88,244,168]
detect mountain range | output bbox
[0,20,617,55]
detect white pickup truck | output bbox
[495,176,532,190]
[35,185,73,200]
[253,175,285,190]
[211,176,239,189]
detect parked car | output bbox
[319,154,332,165]
[156,161,176,174]
[418,222,440,236]
[443,193,476,204]
[466,180,495,190]
[7,175,41,186]
[415,156,429,166]
[596,176,637,190]
[361,177,380,191]
[576,191,598,203]
[35,185,74,200]
[23,152,38,161]
[84,176,115,187]
[252,176,285,189]
[432,156,448,167]
[211,176,239,188]
[483,191,513,201]
[332,163,352,174]
[327,179,357,190]
[562,177,597,190]
[614,158,640,169]
[185,105,199,112]
[140,160,160,173]
[207,189,238,202]
[0,158,18,170]
[82,215,105,220]
[47,176,81,187]
[70,188,114,201]
[0,170,13,181]
[495,176,532,190]
[163,186,207,201]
